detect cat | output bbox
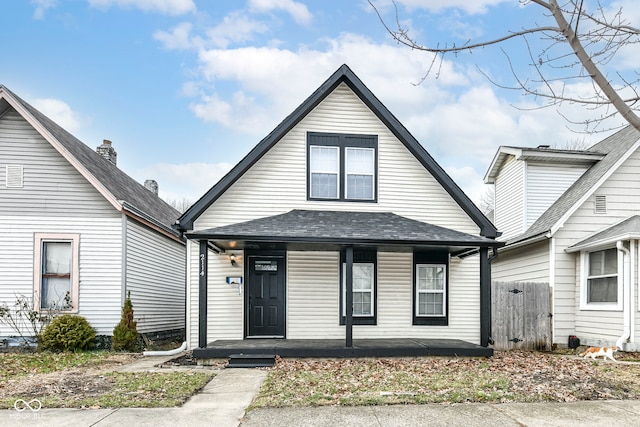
[579,346,618,362]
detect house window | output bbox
[416,264,446,316]
[414,251,448,325]
[309,146,339,199]
[586,248,618,304]
[34,233,79,312]
[340,249,377,325]
[307,132,377,202]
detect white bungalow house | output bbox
[0,85,185,343]
[485,126,640,351]
[177,65,502,361]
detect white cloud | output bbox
[136,161,234,202]
[205,11,270,49]
[88,0,196,15]
[248,0,313,25]
[154,22,201,50]
[31,98,85,132]
[31,0,57,20]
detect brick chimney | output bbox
[96,139,117,166]
[144,179,159,196]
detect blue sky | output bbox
[2,0,636,206]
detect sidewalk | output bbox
[240,400,640,427]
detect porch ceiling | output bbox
[186,209,503,253]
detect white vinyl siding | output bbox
[553,148,640,347]
[0,216,122,336]
[494,156,524,240]
[125,219,185,334]
[526,163,587,229]
[491,240,550,283]
[285,252,481,344]
[0,109,115,216]
[194,83,479,234]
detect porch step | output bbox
[227,353,276,368]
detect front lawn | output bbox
[251,351,640,408]
[0,351,215,409]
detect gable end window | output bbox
[307,132,378,202]
[413,251,449,326]
[33,233,79,312]
[580,247,621,310]
[340,249,377,325]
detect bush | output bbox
[40,314,96,352]
[112,292,138,352]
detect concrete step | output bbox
[227,353,275,368]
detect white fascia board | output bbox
[483,146,521,184]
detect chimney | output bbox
[144,179,159,196]
[96,139,117,166]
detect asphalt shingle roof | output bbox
[0,85,181,233]
[568,215,640,250]
[188,210,502,248]
[508,126,640,245]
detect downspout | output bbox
[616,241,631,350]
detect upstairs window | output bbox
[307,132,377,202]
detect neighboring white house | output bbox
[177,65,501,359]
[485,127,640,350]
[0,85,186,341]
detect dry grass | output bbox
[251,351,640,408]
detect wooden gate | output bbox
[491,281,552,351]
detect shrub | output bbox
[112,292,138,352]
[40,314,96,352]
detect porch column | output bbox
[345,246,353,348]
[479,247,491,347]
[198,240,208,348]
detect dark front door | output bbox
[247,256,285,337]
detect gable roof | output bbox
[505,126,640,246]
[0,85,182,239]
[178,64,498,238]
[187,209,503,253]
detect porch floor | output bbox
[193,338,493,359]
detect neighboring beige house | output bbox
[0,85,186,342]
[177,65,501,360]
[485,127,640,350]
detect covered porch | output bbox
[193,338,493,359]
[186,210,503,359]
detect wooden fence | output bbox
[491,281,552,351]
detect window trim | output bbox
[307,132,378,202]
[579,247,622,311]
[339,249,377,325]
[33,233,80,313]
[413,251,449,326]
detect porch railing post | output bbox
[198,240,208,348]
[345,246,353,348]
